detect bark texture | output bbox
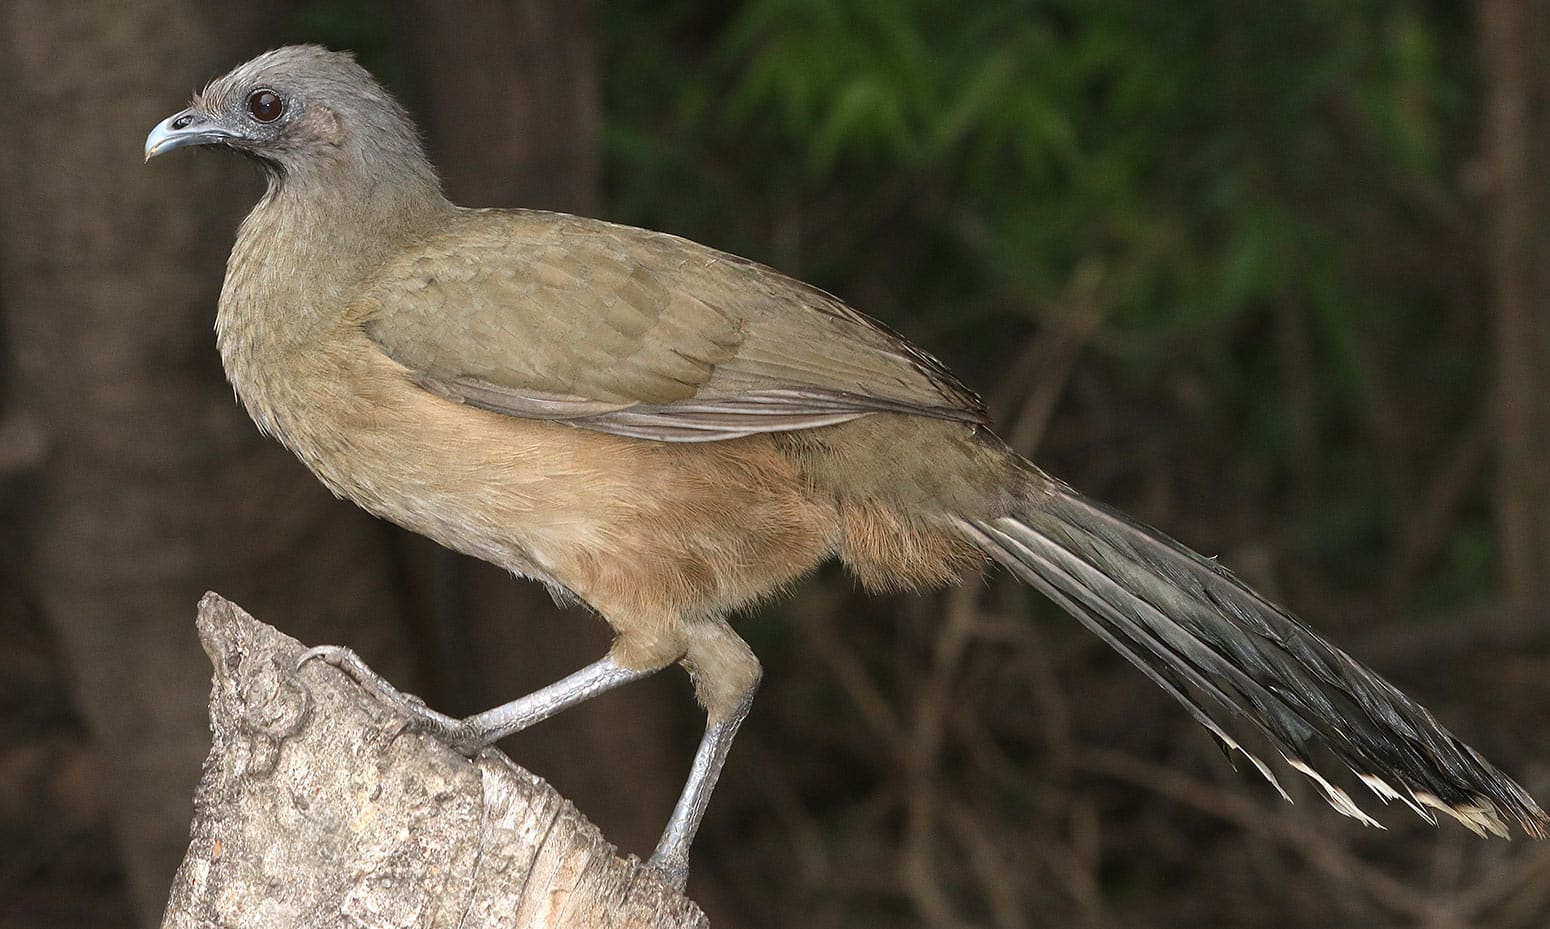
[165,593,706,929]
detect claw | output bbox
[384,715,419,745]
[296,644,355,671]
[646,851,690,893]
[295,642,470,751]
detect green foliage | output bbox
[600,0,1490,613]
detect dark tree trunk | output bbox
[403,0,603,215]
[395,0,687,863]
[0,5,417,924]
[1480,0,1550,598]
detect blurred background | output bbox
[3,1,1549,927]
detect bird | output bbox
[145,45,1546,888]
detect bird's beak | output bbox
[144,107,236,161]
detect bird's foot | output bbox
[645,846,690,893]
[297,645,485,755]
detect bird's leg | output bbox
[648,686,757,888]
[647,619,763,889]
[299,645,654,755]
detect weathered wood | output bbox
[162,593,707,929]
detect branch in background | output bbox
[164,594,705,929]
[1480,0,1550,598]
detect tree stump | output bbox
[162,593,707,929]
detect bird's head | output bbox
[145,45,437,192]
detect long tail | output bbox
[954,475,1547,838]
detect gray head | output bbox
[145,45,439,192]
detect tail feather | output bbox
[956,479,1547,838]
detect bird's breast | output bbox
[216,199,841,614]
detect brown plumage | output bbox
[146,46,1547,887]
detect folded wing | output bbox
[358,209,986,442]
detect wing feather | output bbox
[358,209,985,441]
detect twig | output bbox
[901,585,986,929]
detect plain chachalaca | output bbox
[145,46,1547,886]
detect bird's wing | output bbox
[356,209,986,442]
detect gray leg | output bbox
[299,645,653,754]
[306,619,760,892]
[647,681,759,889]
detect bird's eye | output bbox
[247,89,284,123]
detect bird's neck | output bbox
[216,165,452,435]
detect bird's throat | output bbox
[215,176,450,439]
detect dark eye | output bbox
[247,89,283,123]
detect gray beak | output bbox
[144,107,236,161]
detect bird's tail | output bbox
[954,475,1547,837]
